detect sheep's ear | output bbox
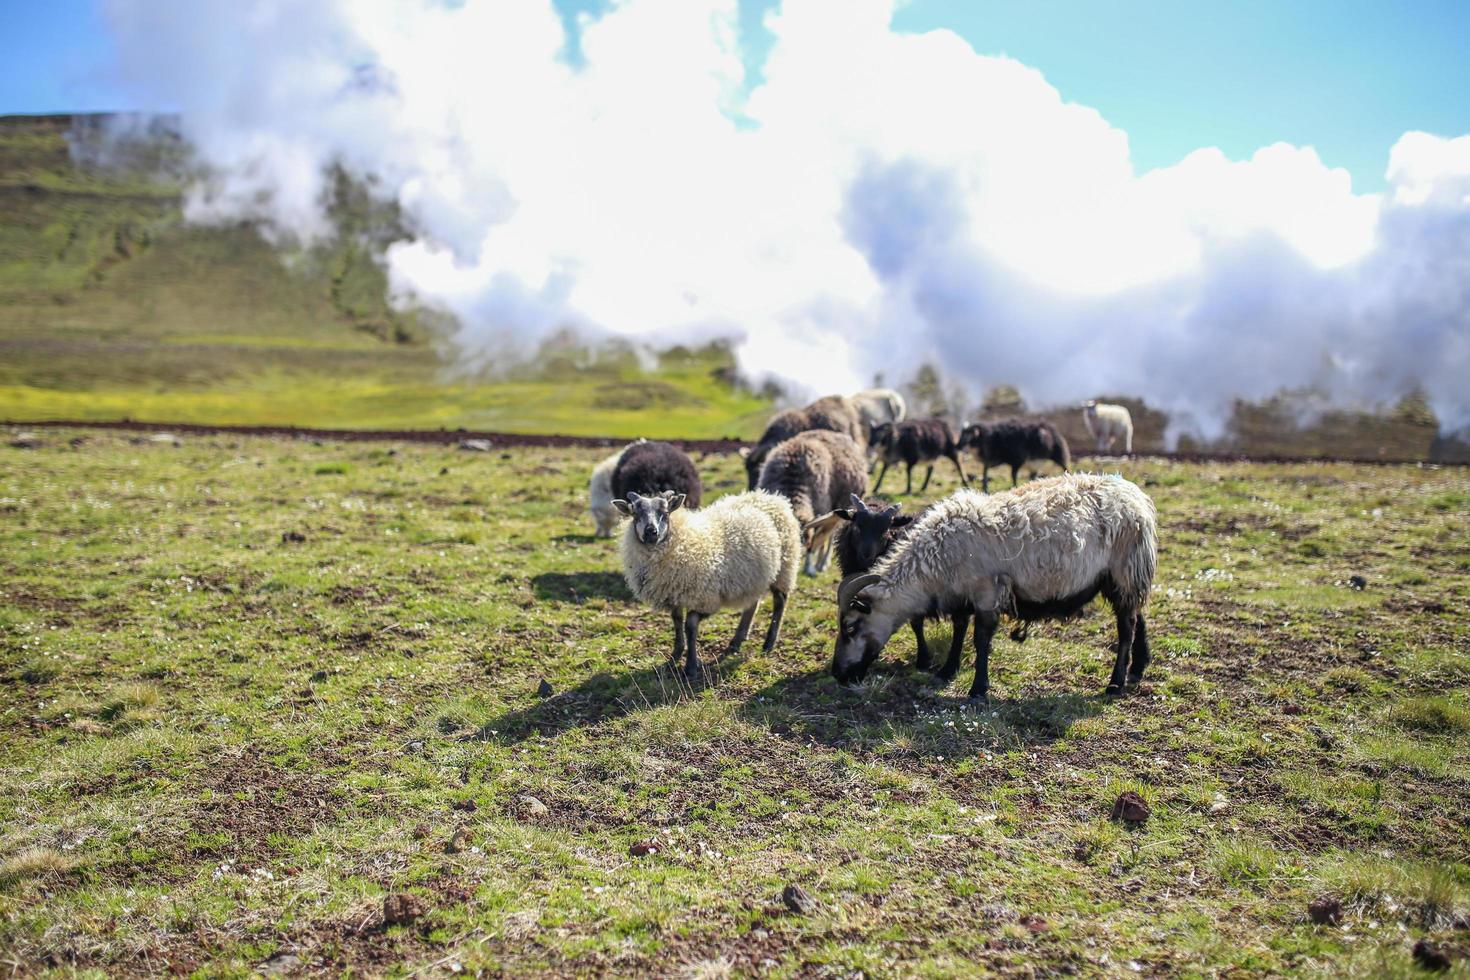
[666,493,686,512]
[612,498,633,516]
[835,509,855,521]
[737,447,751,459]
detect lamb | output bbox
[612,440,703,509]
[957,418,1070,492]
[740,394,866,490]
[805,495,970,673]
[1083,400,1134,454]
[588,440,644,537]
[870,419,969,495]
[615,489,801,683]
[756,430,868,574]
[831,473,1157,700]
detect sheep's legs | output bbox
[1126,614,1151,685]
[1010,464,1021,488]
[873,462,890,494]
[904,463,915,495]
[761,588,789,653]
[1105,606,1137,696]
[683,611,704,683]
[726,601,759,657]
[968,611,997,702]
[980,465,991,493]
[909,617,931,671]
[948,452,969,487]
[919,464,934,493]
[670,609,686,663]
[934,611,971,682]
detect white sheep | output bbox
[851,388,907,429]
[615,489,800,682]
[1083,400,1133,454]
[832,473,1157,699]
[587,440,645,537]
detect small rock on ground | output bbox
[1412,938,1452,972]
[383,893,424,926]
[1110,791,1150,823]
[1308,895,1343,926]
[782,883,818,915]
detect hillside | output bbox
[0,114,772,438]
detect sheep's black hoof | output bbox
[933,668,957,684]
[965,693,989,706]
[1104,683,1124,697]
[1126,672,1146,688]
[683,663,708,687]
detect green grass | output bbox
[2,431,1467,975]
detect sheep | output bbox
[614,489,800,682]
[740,394,866,490]
[1083,400,1134,454]
[869,419,969,495]
[957,418,1070,493]
[831,473,1157,700]
[850,388,907,429]
[805,494,970,673]
[756,430,868,575]
[612,440,703,509]
[588,440,644,537]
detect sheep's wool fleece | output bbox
[588,449,624,531]
[620,491,800,616]
[873,473,1157,616]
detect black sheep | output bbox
[612,441,703,509]
[870,419,969,495]
[806,495,971,673]
[958,418,1070,492]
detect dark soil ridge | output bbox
[8,418,1467,465]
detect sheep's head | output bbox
[613,490,684,546]
[845,494,904,568]
[957,423,984,450]
[831,572,897,685]
[869,421,895,450]
[1082,400,1098,417]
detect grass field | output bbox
[2,428,1467,976]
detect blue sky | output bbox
[4,0,1468,192]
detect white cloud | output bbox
[101,0,1470,436]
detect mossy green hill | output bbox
[0,114,771,438]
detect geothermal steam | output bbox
[100,0,1470,437]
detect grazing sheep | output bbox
[870,419,969,495]
[831,474,1157,700]
[1084,400,1134,454]
[588,440,644,537]
[805,495,970,673]
[850,388,907,429]
[612,440,703,509]
[757,430,867,574]
[615,490,800,682]
[740,395,866,490]
[957,418,1070,492]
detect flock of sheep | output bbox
[587,390,1152,701]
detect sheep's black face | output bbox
[614,491,683,546]
[832,606,885,684]
[957,424,982,451]
[831,578,891,685]
[849,505,899,569]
